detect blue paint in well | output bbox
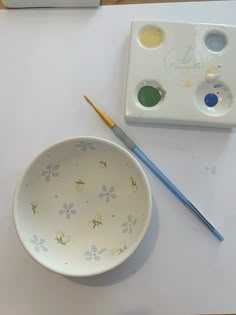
[205,32,227,52]
[204,93,218,107]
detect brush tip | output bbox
[83,95,94,107]
[83,95,115,128]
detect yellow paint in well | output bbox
[205,65,220,83]
[205,65,219,76]
[139,27,164,48]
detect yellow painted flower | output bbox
[75,179,85,192]
[89,213,103,229]
[31,202,40,214]
[95,213,102,222]
[55,232,71,245]
[113,245,127,256]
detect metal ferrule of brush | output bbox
[112,125,137,151]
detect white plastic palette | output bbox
[124,21,236,128]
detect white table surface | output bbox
[1,2,236,314]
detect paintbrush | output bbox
[83,95,224,242]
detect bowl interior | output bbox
[14,137,152,276]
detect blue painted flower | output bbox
[30,235,48,252]
[99,185,116,202]
[59,203,76,219]
[75,141,95,151]
[122,215,137,234]
[84,245,106,261]
[41,163,60,182]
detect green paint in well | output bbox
[138,86,165,107]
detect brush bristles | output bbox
[83,96,115,129]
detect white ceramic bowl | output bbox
[14,137,152,276]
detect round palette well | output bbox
[136,81,166,108]
[138,26,164,48]
[195,81,233,116]
[204,30,227,52]
[14,137,152,277]
[138,86,162,107]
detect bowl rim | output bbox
[13,136,152,277]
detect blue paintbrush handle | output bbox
[112,125,224,241]
[133,147,224,241]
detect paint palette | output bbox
[124,21,236,128]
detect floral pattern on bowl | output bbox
[122,215,137,234]
[14,137,152,277]
[84,245,106,261]
[55,232,71,245]
[75,141,95,151]
[31,235,48,252]
[58,203,77,219]
[41,163,60,182]
[99,185,116,202]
